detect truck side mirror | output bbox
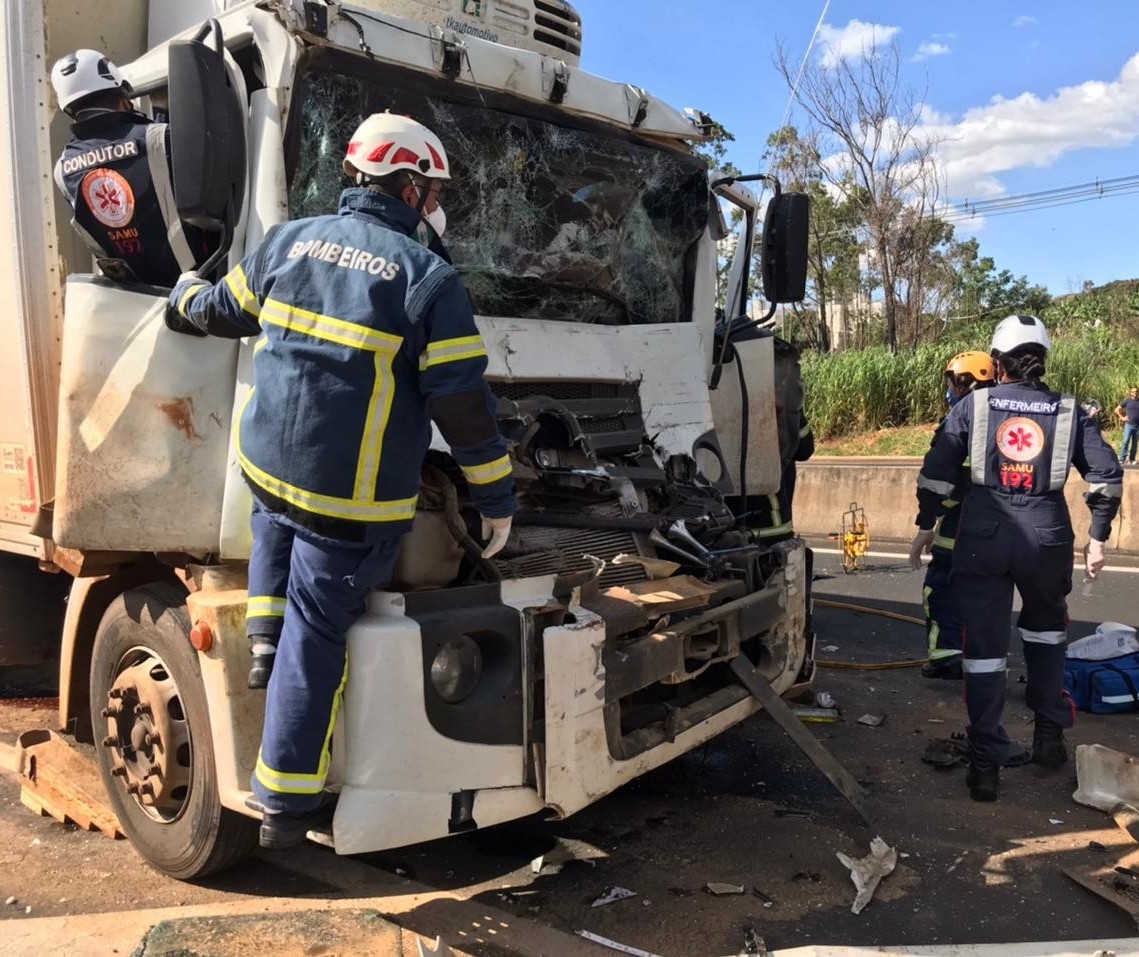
[167,21,245,261]
[761,192,809,304]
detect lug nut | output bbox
[133,703,151,716]
[147,732,162,748]
[140,781,156,797]
[126,782,140,795]
[101,736,119,748]
[148,763,161,776]
[111,766,127,777]
[108,688,124,699]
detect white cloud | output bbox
[816,20,901,69]
[1012,14,1038,27]
[923,52,1139,199]
[913,41,951,62]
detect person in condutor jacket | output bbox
[910,315,1122,803]
[51,49,210,286]
[166,114,517,848]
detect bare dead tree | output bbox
[777,42,943,353]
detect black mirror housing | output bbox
[167,26,245,232]
[761,192,809,304]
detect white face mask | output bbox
[424,203,446,238]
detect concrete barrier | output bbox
[795,457,1136,552]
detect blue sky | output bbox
[572,0,1139,295]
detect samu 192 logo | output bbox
[462,0,485,17]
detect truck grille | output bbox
[493,524,645,588]
[532,0,582,58]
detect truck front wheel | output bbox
[89,582,257,880]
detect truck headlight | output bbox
[430,635,483,704]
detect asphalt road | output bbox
[2,544,1139,956]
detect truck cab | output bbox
[4,0,812,878]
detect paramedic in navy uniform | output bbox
[909,315,1122,802]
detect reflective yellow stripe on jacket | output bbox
[239,301,417,524]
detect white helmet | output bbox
[51,49,129,112]
[990,314,1052,355]
[342,113,451,181]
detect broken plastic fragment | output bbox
[592,886,637,907]
[857,713,886,728]
[705,882,745,896]
[836,836,897,915]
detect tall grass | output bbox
[803,332,1139,440]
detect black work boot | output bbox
[966,746,999,801]
[1031,716,1068,770]
[248,638,277,690]
[250,795,336,850]
[921,656,963,680]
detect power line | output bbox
[940,173,1139,222]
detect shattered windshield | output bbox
[287,54,708,325]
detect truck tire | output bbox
[89,582,257,880]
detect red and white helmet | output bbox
[343,113,451,181]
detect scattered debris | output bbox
[576,930,664,957]
[793,706,841,723]
[774,806,811,818]
[591,886,637,908]
[752,887,775,907]
[1049,818,1065,825]
[667,887,693,898]
[24,905,31,915]
[705,882,746,896]
[836,836,898,915]
[4,896,15,906]
[530,838,604,875]
[821,645,840,653]
[1064,849,1139,925]
[1090,841,1108,852]
[1074,744,1139,813]
[791,871,822,883]
[742,924,767,956]
[815,691,838,709]
[415,937,455,957]
[1114,803,1139,844]
[927,718,946,724]
[857,713,886,728]
[922,737,969,769]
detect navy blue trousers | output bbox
[923,545,963,658]
[250,506,400,813]
[246,499,293,644]
[953,497,1075,765]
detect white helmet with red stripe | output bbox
[343,113,451,181]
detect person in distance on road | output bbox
[916,351,996,681]
[1114,386,1139,465]
[910,315,1122,802]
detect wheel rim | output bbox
[99,646,193,824]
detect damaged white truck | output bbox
[0,0,814,878]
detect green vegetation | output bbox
[802,280,1139,442]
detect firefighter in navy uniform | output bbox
[920,351,996,680]
[50,49,209,286]
[910,315,1122,802]
[166,113,517,847]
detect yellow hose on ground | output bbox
[812,597,929,670]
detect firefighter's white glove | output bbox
[908,528,935,570]
[480,515,512,559]
[176,270,200,285]
[1084,538,1107,579]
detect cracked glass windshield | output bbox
[288,58,709,325]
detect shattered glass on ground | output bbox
[288,64,708,325]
